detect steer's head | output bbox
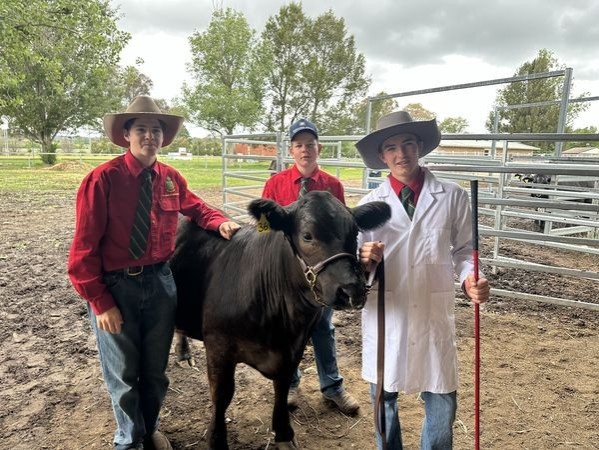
[248,191,390,310]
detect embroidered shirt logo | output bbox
[165,176,176,193]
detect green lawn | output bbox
[0,154,367,193]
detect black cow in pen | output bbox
[170,191,391,450]
[513,173,595,232]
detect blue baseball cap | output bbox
[289,118,319,141]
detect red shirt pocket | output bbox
[159,194,180,212]
[157,194,181,245]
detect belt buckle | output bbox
[127,265,143,276]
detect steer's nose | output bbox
[339,281,367,310]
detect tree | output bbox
[487,49,589,152]
[119,62,153,107]
[565,126,599,149]
[258,2,308,132]
[439,116,469,133]
[183,7,265,135]
[403,103,435,120]
[300,10,370,127]
[260,3,370,132]
[327,92,398,135]
[0,0,130,164]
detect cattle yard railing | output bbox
[221,133,369,221]
[222,132,599,312]
[424,132,599,312]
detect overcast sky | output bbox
[111,0,599,135]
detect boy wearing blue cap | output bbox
[261,118,359,415]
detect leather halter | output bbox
[286,237,356,308]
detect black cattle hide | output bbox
[170,191,391,449]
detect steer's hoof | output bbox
[276,439,299,449]
[176,356,196,368]
[175,340,196,368]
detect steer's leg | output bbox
[273,375,297,446]
[174,332,196,367]
[206,343,236,450]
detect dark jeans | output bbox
[89,263,177,450]
[291,307,344,396]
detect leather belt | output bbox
[108,262,167,277]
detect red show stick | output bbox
[470,180,480,450]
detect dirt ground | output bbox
[1,186,598,450]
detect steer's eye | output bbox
[302,232,313,242]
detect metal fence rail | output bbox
[222,130,599,311]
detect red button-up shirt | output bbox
[261,165,345,206]
[388,168,425,205]
[68,150,228,315]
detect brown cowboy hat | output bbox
[355,111,441,169]
[103,95,184,148]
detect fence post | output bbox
[555,67,573,157]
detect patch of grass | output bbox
[0,154,368,193]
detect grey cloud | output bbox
[111,0,599,80]
[337,0,599,79]
[112,0,212,35]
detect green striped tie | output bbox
[298,177,311,198]
[129,170,153,259]
[400,186,415,220]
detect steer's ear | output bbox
[351,201,391,231]
[248,198,292,231]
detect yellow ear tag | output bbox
[257,213,270,233]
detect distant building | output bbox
[562,147,599,156]
[233,143,277,157]
[433,140,539,158]
[167,147,192,160]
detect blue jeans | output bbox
[292,307,343,396]
[89,263,177,450]
[370,384,457,450]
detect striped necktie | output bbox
[400,186,415,220]
[298,177,311,198]
[129,170,153,259]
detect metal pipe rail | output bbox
[479,227,599,247]
[487,288,599,312]
[481,256,599,281]
[430,172,500,184]
[504,186,599,200]
[225,173,269,182]
[222,154,276,161]
[222,188,261,201]
[428,164,599,177]
[481,198,599,211]
[222,123,599,312]
[441,133,599,142]
[224,139,277,146]
[500,209,598,228]
[502,227,599,254]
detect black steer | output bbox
[514,173,594,232]
[170,191,391,449]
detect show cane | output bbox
[470,180,481,450]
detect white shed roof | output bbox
[437,140,539,151]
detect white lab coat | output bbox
[358,168,474,394]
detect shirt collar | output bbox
[388,168,424,196]
[124,149,157,177]
[291,165,320,183]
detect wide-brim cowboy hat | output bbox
[355,111,441,169]
[103,95,184,148]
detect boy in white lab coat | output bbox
[356,111,490,450]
